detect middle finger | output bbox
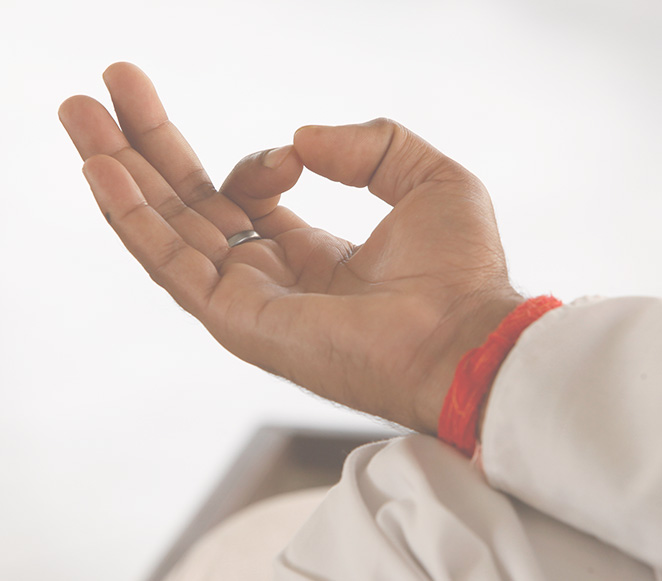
[103,62,252,237]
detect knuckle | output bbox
[368,117,399,133]
[229,151,262,177]
[366,117,403,147]
[218,153,262,197]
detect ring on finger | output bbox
[227,230,262,248]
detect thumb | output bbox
[293,118,482,207]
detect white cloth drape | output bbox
[276,296,662,580]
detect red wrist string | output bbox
[438,295,563,458]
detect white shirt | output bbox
[276,296,662,580]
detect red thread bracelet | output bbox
[438,295,563,457]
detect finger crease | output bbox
[139,118,174,140]
[151,239,189,279]
[153,197,189,221]
[119,201,150,222]
[183,175,217,206]
[108,144,135,159]
[367,122,398,189]
[210,244,230,273]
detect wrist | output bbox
[414,289,525,435]
[437,295,563,457]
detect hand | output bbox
[59,63,522,434]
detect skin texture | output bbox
[59,62,523,435]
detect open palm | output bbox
[60,63,521,433]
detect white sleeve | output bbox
[482,296,662,570]
[275,435,656,581]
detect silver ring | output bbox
[227,230,262,248]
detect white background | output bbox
[1,1,661,580]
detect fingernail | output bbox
[263,145,292,169]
